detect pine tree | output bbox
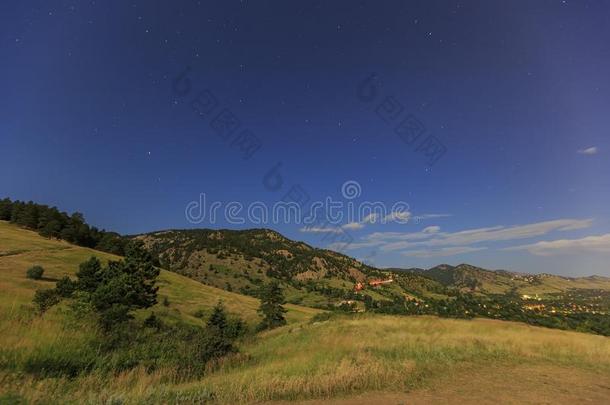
[90,243,159,330]
[76,257,103,293]
[257,281,287,330]
[207,300,228,332]
[0,198,12,220]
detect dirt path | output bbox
[268,364,610,405]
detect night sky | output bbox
[2,1,609,276]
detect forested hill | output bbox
[134,228,406,308]
[0,198,127,255]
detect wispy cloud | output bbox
[338,218,594,258]
[300,226,343,234]
[383,211,411,222]
[342,222,364,230]
[374,219,592,251]
[339,211,416,232]
[577,146,598,155]
[416,213,452,220]
[422,225,441,234]
[402,246,487,258]
[504,233,610,256]
[328,240,380,250]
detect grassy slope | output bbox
[2,221,610,403]
[5,315,609,403]
[0,221,320,325]
[193,315,610,403]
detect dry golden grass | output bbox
[2,221,610,404]
[5,314,606,404]
[178,315,610,403]
[0,220,320,325]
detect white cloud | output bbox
[577,146,598,155]
[342,222,364,230]
[328,241,380,251]
[402,246,487,258]
[383,211,411,222]
[416,213,452,220]
[299,226,343,234]
[373,219,592,251]
[423,225,441,234]
[337,211,412,232]
[340,218,594,256]
[362,213,379,224]
[504,233,610,256]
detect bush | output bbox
[225,317,247,339]
[26,265,44,280]
[33,289,60,314]
[56,276,76,297]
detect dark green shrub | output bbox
[26,265,44,280]
[225,317,247,339]
[55,276,76,297]
[32,289,60,314]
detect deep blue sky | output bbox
[1,1,609,276]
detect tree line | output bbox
[0,197,128,255]
[362,292,610,336]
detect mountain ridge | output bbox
[390,263,610,294]
[134,228,610,305]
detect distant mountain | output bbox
[392,263,610,295]
[135,229,610,306]
[134,228,442,307]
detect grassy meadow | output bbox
[0,220,320,325]
[1,220,610,404]
[2,314,610,403]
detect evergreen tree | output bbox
[90,242,159,330]
[257,281,287,330]
[39,219,62,238]
[56,276,76,298]
[76,257,103,293]
[0,198,12,220]
[33,289,60,314]
[207,300,228,332]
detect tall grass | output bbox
[2,222,610,403]
[2,314,609,403]
[154,314,610,403]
